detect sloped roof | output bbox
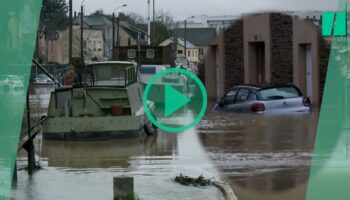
[73,14,112,27]
[120,21,147,41]
[161,37,197,49]
[173,28,216,46]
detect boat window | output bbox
[146,49,155,59]
[128,49,136,59]
[140,67,156,74]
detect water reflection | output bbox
[13,84,222,200]
[198,111,319,200]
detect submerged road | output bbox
[13,84,318,200]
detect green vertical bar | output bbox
[0,0,42,199]
[334,11,347,36]
[307,0,350,199]
[322,12,336,36]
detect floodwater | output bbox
[12,84,319,200]
[12,84,223,200]
[198,109,319,200]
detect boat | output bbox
[42,61,156,140]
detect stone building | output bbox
[204,12,330,107]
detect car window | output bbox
[256,86,301,101]
[223,89,238,105]
[236,89,250,103]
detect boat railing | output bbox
[124,66,137,86]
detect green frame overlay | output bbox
[0,0,42,199]
[307,0,350,199]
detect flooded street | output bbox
[12,85,318,200]
[198,110,319,200]
[12,85,223,200]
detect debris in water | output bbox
[174,174,238,200]
[174,174,212,187]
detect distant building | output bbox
[159,37,199,63]
[173,28,216,62]
[205,12,330,107]
[117,21,148,47]
[177,15,239,33]
[74,12,113,59]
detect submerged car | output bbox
[213,84,311,114]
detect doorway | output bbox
[299,44,313,102]
[248,42,265,83]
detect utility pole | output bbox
[80,5,84,62]
[184,20,187,58]
[112,13,115,58]
[147,0,151,45]
[117,16,120,47]
[153,0,155,22]
[152,0,155,45]
[69,0,73,64]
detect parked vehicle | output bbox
[139,65,168,84]
[33,74,54,85]
[0,75,25,95]
[213,84,311,114]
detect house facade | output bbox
[117,21,148,47]
[159,38,199,63]
[74,12,113,59]
[204,12,330,107]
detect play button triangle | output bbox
[164,83,191,117]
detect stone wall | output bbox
[319,36,330,104]
[270,13,294,84]
[223,20,244,92]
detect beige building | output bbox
[204,12,330,107]
[37,25,105,64]
[116,21,148,47]
[159,38,199,63]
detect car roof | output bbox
[230,83,299,91]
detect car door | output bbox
[226,88,251,112]
[220,89,238,111]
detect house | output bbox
[74,11,113,59]
[159,38,199,63]
[172,28,216,63]
[204,12,330,107]
[117,21,148,47]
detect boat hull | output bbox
[43,116,145,141]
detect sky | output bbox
[71,0,338,20]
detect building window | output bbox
[199,48,204,56]
[97,41,102,51]
[146,49,155,59]
[178,50,183,54]
[128,38,131,46]
[127,49,136,59]
[83,40,87,50]
[187,51,190,57]
[93,41,96,51]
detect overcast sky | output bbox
[72,0,338,20]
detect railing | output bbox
[124,66,137,86]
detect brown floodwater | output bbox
[12,84,319,200]
[198,109,319,200]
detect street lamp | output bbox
[112,4,127,52]
[184,16,194,59]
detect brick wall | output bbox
[223,20,244,92]
[270,13,294,84]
